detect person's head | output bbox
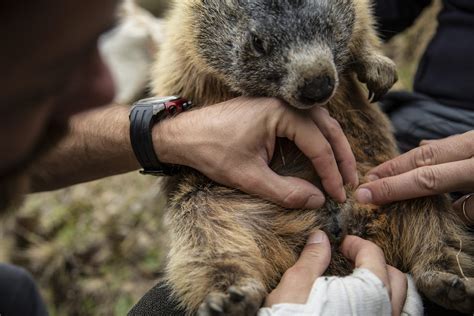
[0,0,120,211]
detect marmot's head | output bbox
[193,0,355,109]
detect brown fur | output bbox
[151,0,474,314]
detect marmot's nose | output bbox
[299,76,335,105]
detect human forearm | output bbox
[30,104,139,192]
[31,97,358,211]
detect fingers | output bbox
[368,131,474,180]
[356,159,474,205]
[341,236,409,315]
[310,107,359,188]
[453,194,474,225]
[276,109,346,202]
[264,230,331,306]
[233,160,326,209]
[387,266,408,316]
[340,236,390,292]
[419,139,435,146]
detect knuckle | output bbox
[384,160,399,177]
[325,118,343,136]
[415,145,438,167]
[380,179,394,199]
[415,167,439,192]
[303,244,329,263]
[312,144,335,164]
[361,239,384,256]
[282,265,311,281]
[281,187,305,208]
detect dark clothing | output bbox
[128,282,184,316]
[381,91,474,152]
[0,264,48,316]
[375,0,474,111]
[129,280,471,316]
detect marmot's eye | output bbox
[251,33,267,55]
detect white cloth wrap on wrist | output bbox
[258,268,423,316]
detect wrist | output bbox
[129,97,192,175]
[151,110,195,167]
[151,118,176,165]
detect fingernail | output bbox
[307,230,325,244]
[367,174,379,182]
[355,188,373,204]
[305,195,325,209]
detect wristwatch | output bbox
[129,96,193,176]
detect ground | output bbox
[0,1,440,315]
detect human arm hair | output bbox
[30,97,358,210]
[30,104,140,192]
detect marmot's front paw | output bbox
[420,271,474,314]
[197,280,265,316]
[354,54,398,103]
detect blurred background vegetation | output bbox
[0,0,440,315]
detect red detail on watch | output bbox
[164,98,193,116]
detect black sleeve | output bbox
[373,0,434,40]
[128,281,186,316]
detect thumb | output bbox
[241,163,326,209]
[294,230,332,273]
[265,230,331,306]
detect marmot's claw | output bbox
[228,286,245,302]
[356,54,398,103]
[368,90,375,103]
[368,88,385,103]
[197,280,264,316]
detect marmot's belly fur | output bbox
[152,0,474,314]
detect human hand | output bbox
[153,97,358,209]
[262,232,410,316]
[355,131,474,224]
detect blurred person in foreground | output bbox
[0,1,472,316]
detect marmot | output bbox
[151,0,474,315]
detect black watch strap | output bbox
[129,96,192,176]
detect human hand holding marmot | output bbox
[355,131,474,224]
[260,231,422,316]
[153,96,358,209]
